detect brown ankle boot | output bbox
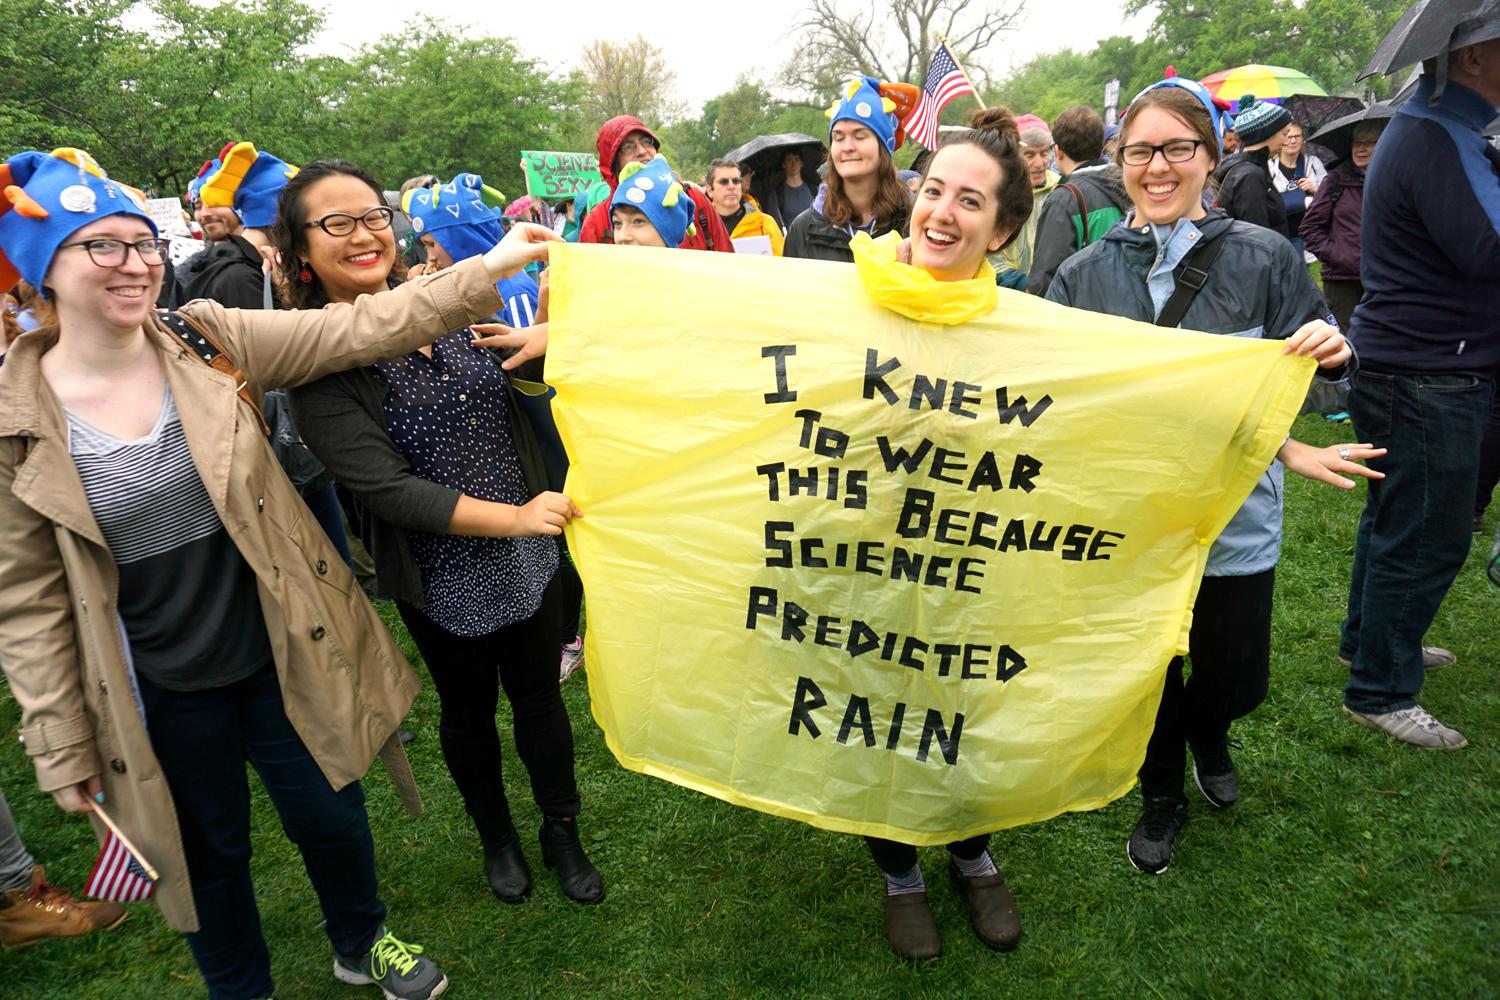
[883,890,942,960]
[0,866,127,950]
[948,860,1021,950]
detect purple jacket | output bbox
[1299,164,1364,283]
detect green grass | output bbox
[4,414,1497,997]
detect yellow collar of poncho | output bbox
[850,231,998,326]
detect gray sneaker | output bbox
[1342,704,1468,750]
[1338,646,1457,670]
[334,927,448,1000]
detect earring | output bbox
[298,263,313,284]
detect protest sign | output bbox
[548,244,1310,845]
[732,235,774,256]
[145,197,189,236]
[519,151,602,200]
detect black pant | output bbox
[398,581,580,842]
[140,666,385,1000]
[1139,570,1275,802]
[1475,387,1500,517]
[1322,279,1364,334]
[864,834,991,877]
[557,536,583,642]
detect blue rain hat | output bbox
[609,156,696,247]
[200,142,298,230]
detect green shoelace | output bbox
[367,929,424,979]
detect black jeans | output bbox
[1322,279,1364,334]
[140,665,385,1000]
[864,834,992,877]
[398,581,580,841]
[1341,370,1492,712]
[557,536,583,643]
[1139,570,1275,803]
[1474,387,1500,517]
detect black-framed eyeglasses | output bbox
[1119,139,1207,166]
[59,238,171,267]
[303,206,395,237]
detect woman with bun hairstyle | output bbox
[0,147,558,1000]
[782,78,914,262]
[284,163,606,910]
[1044,78,1379,877]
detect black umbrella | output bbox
[1360,0,1500,80]
[721,133,825,226]
[1310,102,1399,163]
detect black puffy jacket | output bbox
[1212,148,1289,238]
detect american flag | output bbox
[904,43,978,150]
[83,830,156,902]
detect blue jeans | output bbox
[0,782,36,890]
[139,665,385,1000]
[1340,370,1492,713]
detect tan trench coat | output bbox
[0,256,502,931]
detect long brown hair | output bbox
[925,106,1035,250]
[270,159,405,310]
[823,143,911,231]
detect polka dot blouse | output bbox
[375,331,558,636]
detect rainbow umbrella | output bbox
[1199,64,1327,105]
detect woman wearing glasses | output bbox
[0,149,560,1000]
[277,163,605,911]
[1043,81,1381,877]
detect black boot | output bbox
[478,822,533,904]
[539,816,605,904]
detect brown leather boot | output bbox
[883,890,942,960]
[948,860,1021,950]
[0,865,128,950]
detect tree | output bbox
[577,36,685,130]
[782,0,1027,104]
[989,36,1168,120]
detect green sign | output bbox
[520,150,603,200]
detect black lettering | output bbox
[845,469,869,510]
[963,644,990,679]
[929,446,967,485]
[877,435,934,474]
[1061,523,1093,561]
[917,710,964,765]
[814,614,843,648]
[789,467,819,496]
[833,542,849,567]
[848,620,880,657]
[896,488,934,539]
[935,507,970,545]
[1030,522,1061,551]
[996,646,1028,681]
[855,540,885,575]
[1088,529,1125,560]
[955,558,985,594]
[967,451,1004,492]
[890,547,923,583]
[762,345,798,403]
[922,554,952,588]
[948,381,982,419]
[933,643,962,677]
[782,601,808,642]
[837,695,876,747]
[1010,453,1043,493]
[885,703,907,750]
[864,349,901,404]
[816,426,849,459]
[800,537,828,568]
[998,518,1028,552]
[746,586,777,629]
[788,676,825,737]
[764,521,793,567]
[995,387,1054,426]
[756,462,785,501]
[969,512,999,549]
[794,408,821,448]
[899,635,927,671]
[880,632,898,661]
[908,374,947,412]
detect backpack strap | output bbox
[1155,232,1230,329]
[156,309,270,435]
[1062,182,1091,248]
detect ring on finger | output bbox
[1338,447,1351,461]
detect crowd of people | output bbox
[0,3,1496,994]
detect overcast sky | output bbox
[310,0,1154,109]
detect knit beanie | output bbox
[402,173,507,263]
[1231,95,1293,147]
[200,142,299,230]
[0,148,155,294]
[610,155,696,247]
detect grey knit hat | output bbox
[1232,95,1294,146]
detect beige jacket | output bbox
[0,256,502,931]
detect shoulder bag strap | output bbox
[156,310,270,434]
[1062,182,1090,247]
[1155,232,1230,329]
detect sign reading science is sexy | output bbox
[546,244,1310,846]
[519,150,603,200]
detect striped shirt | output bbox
[68,389,272,690]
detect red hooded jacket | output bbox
[579,115,733,252]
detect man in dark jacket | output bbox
[1211,95,1292,237]
[578,115,732,252]
[1026,105,1129,296]
[1338,28,1500,751]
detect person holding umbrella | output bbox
[1299,104,1394,329]
[1337,0,1500,750]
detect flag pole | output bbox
[940,36,989,111]
[92,802,160,881]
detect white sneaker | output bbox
[1338,646,1457,670]
[1342,704,1468,750]
[559,636,584,683]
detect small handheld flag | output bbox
[83,804,157,902]
[904,42,983,150]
